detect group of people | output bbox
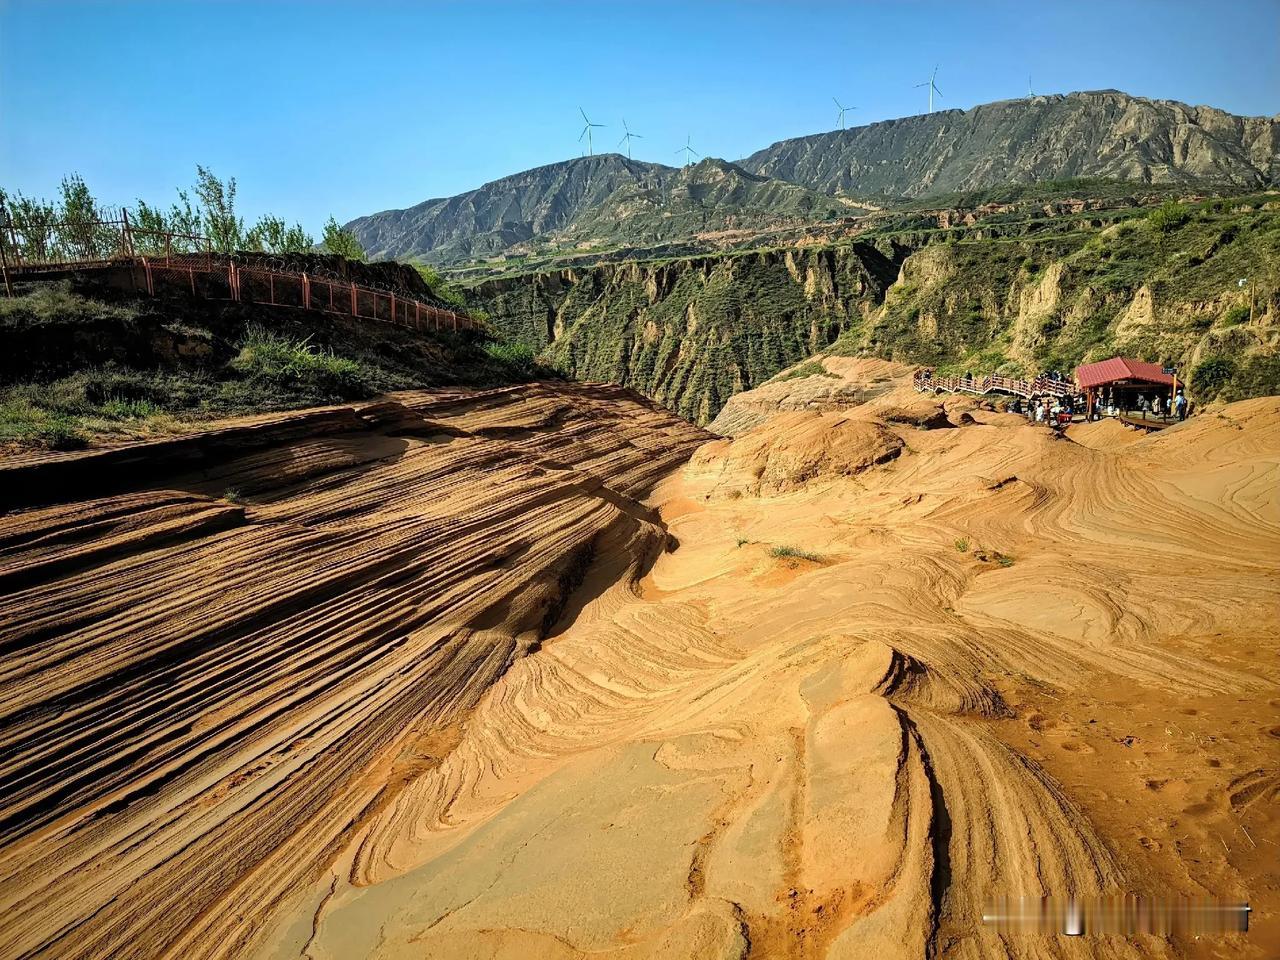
[1095,389,1189,422]
[920,369,1191,425]
[1010,394,1073,425]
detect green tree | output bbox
[132,189,204,254]
[1147,200,1190,233]
[321,216,365,260]
[194,166,243,253]
[245,214,314,254]
[57,174,115,259]
[0,187,59,262]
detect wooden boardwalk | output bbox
[913,370,1075,399]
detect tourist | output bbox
[1175,390,1188,421]
[1151,394,1163,419]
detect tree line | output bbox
[1,168,365,262]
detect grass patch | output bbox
[0,398,88,450]
[231,327,371,400]
[483,340,541,381]
[223,487,244,504]
[954,537,969,553]
[770,544,824,563]
[772,360,839,383]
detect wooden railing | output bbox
[130,254,480,333]
[913,369,1075,398]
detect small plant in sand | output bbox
[224,487,244,504]
[770,544,823,563]
[954,537,970,553]
[972,544,1015,566]
[736,537,751,548]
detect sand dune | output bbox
[0,374,1276,959]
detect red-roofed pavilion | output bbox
[1075,357,1179,418]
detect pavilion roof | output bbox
[1075,357,1175,390]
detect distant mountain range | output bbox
[345,155,850,264]
[347,90,1278,266]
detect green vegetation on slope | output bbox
[0,279,547,451]
[2,168,360,259]
[466,244,896,424]
[831,193,1279,403]
[464,191,1278,421]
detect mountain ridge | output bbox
[738,89,1278,199]
[347,90,1278,267]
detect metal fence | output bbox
[0,204,478,333]
[130,254,480,333]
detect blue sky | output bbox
[2,0,1276,233]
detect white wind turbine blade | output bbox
[579,126,588,142]
[580,107,590,123]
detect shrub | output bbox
[1147,201,1190,233]
[770,544,823,563]
[1221,304,1250,327]
[483,341,538,380]
[1190,356,1237,401]
[954,537,970,552]
[1222,353,1280,401]
[232,327,370,399]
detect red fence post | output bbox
[302,272,310,310]
[390,292,396,326]
[351,282,357,317]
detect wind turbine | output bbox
[1028,74,1035,97]
[618,118,643,159]
[675,134,700,168]
[578,107,605,156]
[914,65,942,113]
[833,97,857,130]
